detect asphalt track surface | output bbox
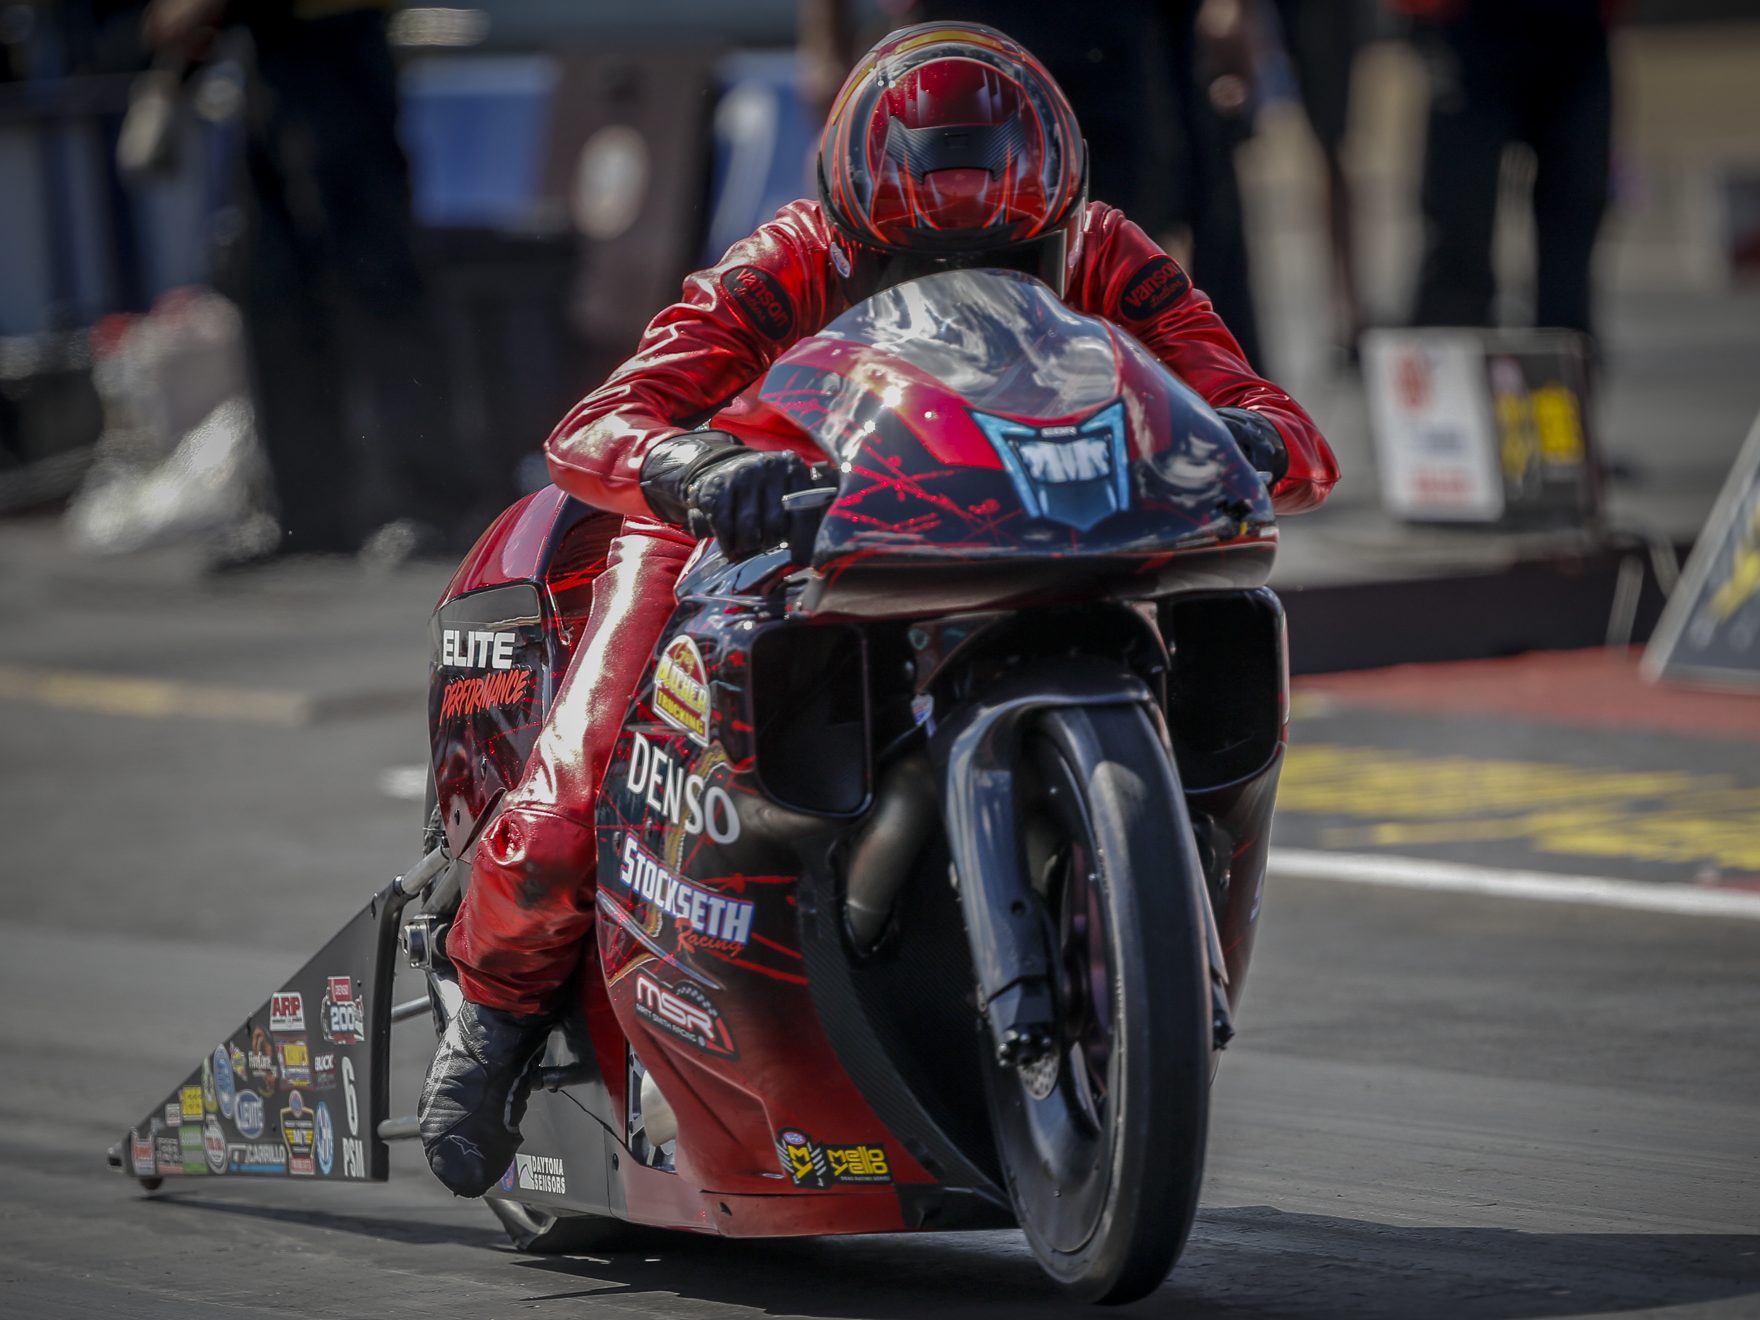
[2,519,1758,1318]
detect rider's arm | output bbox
[544,200,840,521]
[1068,204,1340,514]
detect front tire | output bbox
[987,702,1212,1305]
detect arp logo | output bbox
[268,992,304,1034]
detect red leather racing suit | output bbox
[447,199,1339,1017]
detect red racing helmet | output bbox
[817,22,1088,304]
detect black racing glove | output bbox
[1215,407,1289,487]
[640,431,813,562]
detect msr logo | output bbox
[633,972,737,1057]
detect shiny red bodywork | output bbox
[432,487,934,1236]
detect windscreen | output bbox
[812,268,1122,420]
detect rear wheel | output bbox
[986,703,1212,1305]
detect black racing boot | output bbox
[418,999,550,1197]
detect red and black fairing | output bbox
[427,491,619,856]
[585,584,1008,1233]
[755,268,1278,618]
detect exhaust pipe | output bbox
[844,752,938,951]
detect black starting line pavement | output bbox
[1280,650,1760,897]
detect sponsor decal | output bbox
[179,1123,207,1175]
[277,1036,312,1089]
[513,1152,567,1195]
[234,1089,265,1140]
[624,733,741,843]
[776,1128,826,1188]
[653,635,711,745]
[1117,255,1191,322]
[130,1129,155,1178]
[614,835,753,948]
[973,401,1131,533]
[163,1101,180,1128]
[340,1137,365,1178]
[440,627,517,671]
[201,1056,218,1115]
[312,1050,338,1091]
[633,971,737,1057]
[314,1102,336,1177]
[213,1044,236,1120]
[228,1043,248,1090]
[281,1091,316,1176]
[341,1057,359,1136]
[320,976,365,1046]
[269,991,304,1035]
[248,1027,278,1094]
[825,1143,891,1184]
[498,1162,518,1193]
[1016,430,1114,484]
[179,1084,204,1123]
[155,1131,183,1176]
[775,1129,891,1189]
[204,1116,227,1174]
[227,1140,287,1175]
[439,667,534,721]
[720,265,794,341]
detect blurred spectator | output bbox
[144,0,466,564]
[1267,0,1373,358]
[1182,0,1263,367]
[800,0,1267,365]
[1401,0,1613,342]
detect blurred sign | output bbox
[702,51,821,265]
[1363,329,1598,526]
[1643,411,1760,689]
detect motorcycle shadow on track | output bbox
[129,1190,507,1252]
[499,1209,1760,1319]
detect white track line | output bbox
[1271,848,1760,921]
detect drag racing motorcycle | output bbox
[112,269,1290,1304]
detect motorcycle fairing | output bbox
[429,490,619,856]
[580,568,1027,1234]
[756,268,1276,571]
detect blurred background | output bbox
[4,6,1760,1314]
[2,0,1756,581]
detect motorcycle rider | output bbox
[419,21,1339,1197]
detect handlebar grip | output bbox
[784,485,836,568]
[782,487,838,513]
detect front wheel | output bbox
[988,702,1213,1305]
